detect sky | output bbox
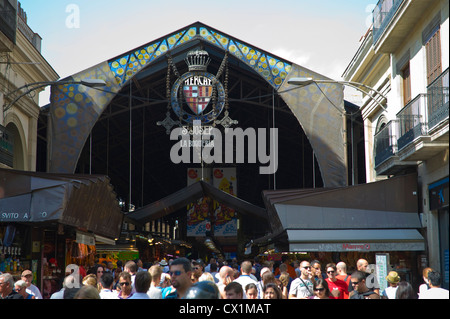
[18,0,377,105]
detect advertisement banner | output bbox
[212,168,238,237]
[187,168,211,236]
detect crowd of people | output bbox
[0,255,448,300]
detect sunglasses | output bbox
[302,266,311,269]
[327,270,335,274]
[351,281,360,286]
[119,282,130,286]
[314,288,325,292]
[170,271,183,276]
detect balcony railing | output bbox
[374,120,398,167]
[373,0,403,44]
[427,68,449,131]
[17,15,42,52]
[397,94,427,151]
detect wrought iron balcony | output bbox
[373,0,403,44]
[374,120,398,168]
[427,67,449,132]
[386,69,448,163]
[397,94,428,151]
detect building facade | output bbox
[1,0,58,171]
[343,0,449,288]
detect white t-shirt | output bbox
[289,277,313,298]
[234,275,257,298]
[26,284,43,299]
[382,286,398,299]
[147,286,162,299]
[419,287,449,299]
[99,289,119,299]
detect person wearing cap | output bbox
[21,270,43,299]
[381,271,400,299]
[160,259,169,273]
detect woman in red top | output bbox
[325,263,349,299]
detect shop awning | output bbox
[126,180,268,225]
[255,173,425,251]
[287,229,425,252]
[0,168,123,239]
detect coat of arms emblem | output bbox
[183,74,213,115]
[158,50,237,134]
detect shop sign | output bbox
[342,243,371,251]
[429,177,449,210]
[0,193,31,222]
[376,253,390,293]
[76,231,95,246]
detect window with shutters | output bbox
[426,28,442,85]
[401,63,411,106]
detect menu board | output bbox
[376,253,390,293]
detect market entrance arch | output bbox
[39,22,347,257]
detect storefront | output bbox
[0,168,123,298]
[255,173,426,291]
[429,176,449,289]
[127,180,268,261]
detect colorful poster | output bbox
[212,168,238,237]
[187,168,211,236]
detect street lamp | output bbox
[2,78,107,113]
[287,77,388,111]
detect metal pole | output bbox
[129,84,132,211]
[272,88,276,190]
[89,133,92,174]
[313,150,315,188]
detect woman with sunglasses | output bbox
[14,280,35,299]
[325,263,348,299]
[312,278,331,299]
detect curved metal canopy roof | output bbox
[45,21,347,188]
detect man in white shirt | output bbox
[21,270,43,299]
[233,260,257,298]
[124,261,137,292]
[99,273,118,299]
[147,265,163,299]
[289,261,314,299]
[419,271,449,299]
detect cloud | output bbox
[271,48,311,67]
